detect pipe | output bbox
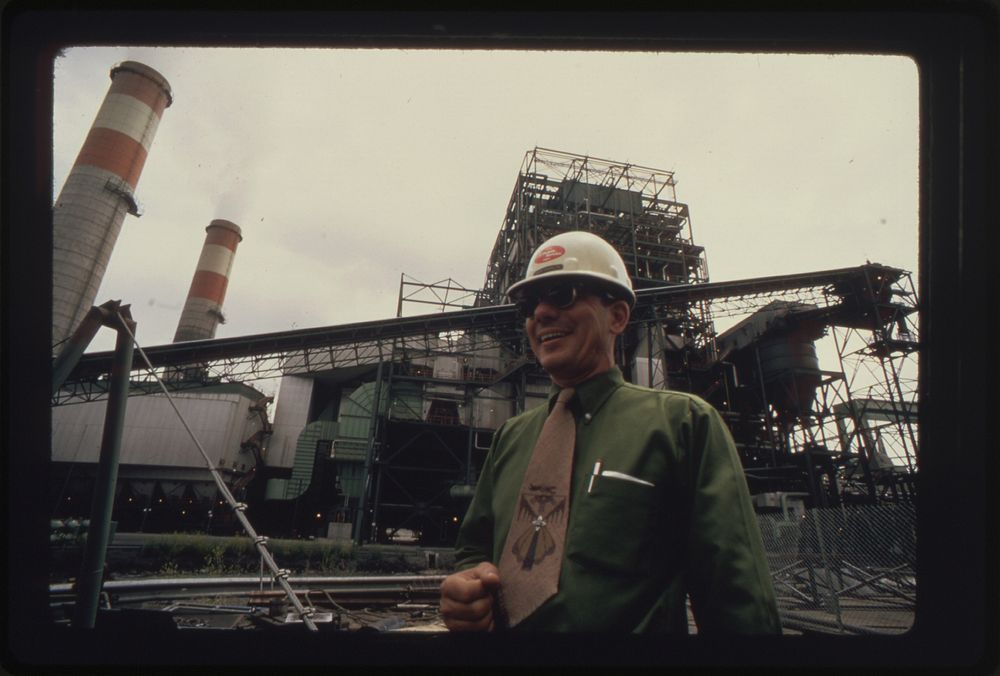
[73,307,136,628]
[355,360,384,546]
[473,430,492,451]
[52,301,118,395]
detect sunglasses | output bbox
[512,282,615,319]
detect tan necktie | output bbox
[497,387,576,628]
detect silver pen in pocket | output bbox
[587,459,603,494]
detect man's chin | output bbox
[538,357,567,379]
[539,360,581,386]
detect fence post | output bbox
[812,508,844,631]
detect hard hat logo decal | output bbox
[535,246,565,264]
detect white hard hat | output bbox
[507,230,636,305]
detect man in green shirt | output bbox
[439,231,780,634]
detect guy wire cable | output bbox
[116,311,319,632]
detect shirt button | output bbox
[583,413,593,423]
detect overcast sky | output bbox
[53,47,919,381]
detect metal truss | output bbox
[481,147,706,306]
[729,265,919,505]
[395,274,483,317]
[828,268,919,501]
[55,263,911,407]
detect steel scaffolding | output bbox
[55,265,899,405]
[481,147,708,302]
[481,148,715,389]
[55,149,918,544]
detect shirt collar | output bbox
[548,367,625,420]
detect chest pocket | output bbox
[566,473,661,575]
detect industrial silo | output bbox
[52,61,172,351]
[173,219,243,343]
[715,301,825,419]
[755,330,824,416]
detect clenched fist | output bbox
[439,561,502,632]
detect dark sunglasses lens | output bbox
[515,297,537,318]
[547,285,576,309]
[515,284,579,318]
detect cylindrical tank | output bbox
[52,61,172,351]
[757,332,822,415]
[173,219,243,342]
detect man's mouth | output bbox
[538,330,569,344]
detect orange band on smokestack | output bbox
[73,128,149,189]
[70,61,171,189]
[173,219,243,343]
[51,61,172,351]
[187,270,230,303]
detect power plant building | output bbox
[51,202,262,532]
[50,123,918,553]
[46,63,918,635]
[50,205,256,531]
[241,149,916,547]
[51,383,271,533]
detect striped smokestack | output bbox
[52,61,172,351]
[173,219,243,343]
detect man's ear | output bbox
[608,300,630,335]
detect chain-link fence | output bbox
[757,502,916,635]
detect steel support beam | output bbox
[60,264,904,398]
[73,308,136,628]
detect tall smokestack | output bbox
[52,61,172,351]
[173,219,243,343]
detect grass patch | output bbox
[139,534,363,576]
[50,533,442,581]
[50,534,428,579]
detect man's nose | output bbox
[532,299,561,322]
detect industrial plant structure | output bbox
[51,382,271,534]
[49,62,269,535]
[250,148,918,544]
[54,142,918,553]
[50,214,269,534]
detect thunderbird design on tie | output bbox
[494,387,576,626]
[511,485,567,570]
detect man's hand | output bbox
[439,561,502,632]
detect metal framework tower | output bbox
[482,147,708,300]
[481,147,715,390]
[696,265,919,508]
[827,267,919,503]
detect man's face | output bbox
[522,282,629,387]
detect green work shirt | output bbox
[454,367,781,633]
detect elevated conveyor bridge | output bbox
[55,263,913,406]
